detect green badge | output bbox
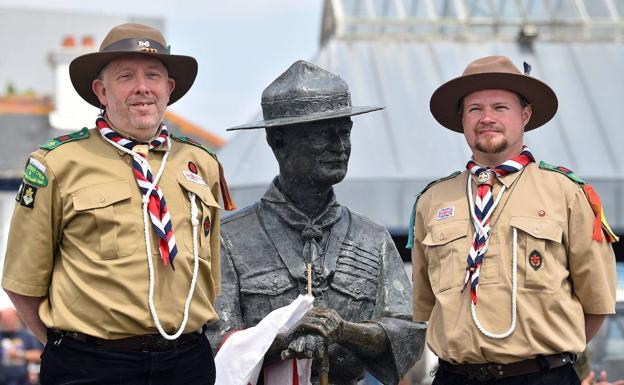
[23,159,48,187]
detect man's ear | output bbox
[92,79,108,107]
[522,104,533,127]
[167,77,175,98]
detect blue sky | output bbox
[0,0,324,138]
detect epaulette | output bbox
[406,171,461,249]
[538,161,585,184]
[539,161,618,243]
[171,134,217,160]
[40,127,89,150]
[171,134,236,211]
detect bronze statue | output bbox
[206,60,425,385]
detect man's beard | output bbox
[475,137,508,154]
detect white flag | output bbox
[215,295,314,385]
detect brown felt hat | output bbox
[430,55,558,133]
[69,23,198,107]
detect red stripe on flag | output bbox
[292,359,299,385]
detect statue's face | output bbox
[279,117,353,186]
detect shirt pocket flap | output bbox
[72,181,131,210]
[239,269,296,295]
[176,175,222,209]
[423,219,469,246]
[510,216,563,243]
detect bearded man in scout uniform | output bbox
[206,60,425,385]
[409,55,618,385]
[2,23,233,385]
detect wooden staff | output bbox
[307,262,329,385]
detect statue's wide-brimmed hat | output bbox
[227,60,383,130]
[430,55,558,133]
[69,23,198,108]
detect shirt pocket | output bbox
[72,180,136,259]
[329,241,379,322]
[239,269,298,326]
[510,216,564,291]
[423,219,469,294]
[176,176,222,262]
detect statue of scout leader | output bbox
[205,61,425,384]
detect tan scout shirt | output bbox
[2,129,222,339]
[411,162,616,364]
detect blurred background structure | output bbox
[0,0,623,384]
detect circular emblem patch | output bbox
[203,216,211,236]
[529,250,543,271]
[188,161,198,174]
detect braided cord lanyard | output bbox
[466,174,518,339]
[103,136,200,340]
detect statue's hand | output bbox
[280,334,326,361]
[295,307,345,345]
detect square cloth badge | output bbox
[436,206,455,221]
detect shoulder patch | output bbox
[171,135,217,160]
[23,157,48,187]
[406,171,461,249]
[539,161,585,185]
[40,127,90,150]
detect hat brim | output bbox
[69,51,198,108]
[227,105,384,131]
[430,72,558,133]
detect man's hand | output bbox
[281,334,326,361]
[293,307,345,345]
[582,370,624,385]
[279,307,343,361]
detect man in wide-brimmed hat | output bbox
[205,60,425,385]
[2,23,233,384]
[409,55,618,385]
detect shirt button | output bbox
[97,195,105,203]
[439,233,445,241]
[533,229,539,235]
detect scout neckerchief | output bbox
[97,115,200,341]
[96,115,178,268]
[262,178,342,287]
[464,146,534,303]
[464,146,534,339]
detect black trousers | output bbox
[39,334,215,385]
[433,363,581,385]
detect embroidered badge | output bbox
[182,170,207,186]
[20,185,37,209]
[538,210,546,217]
[23,158,48,187]
[203,216,211,236]
[188,161,198,174]
[529,250,543,271]
[436,206,455,221]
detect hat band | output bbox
[101,38,170,54]
[262,93,351,120]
